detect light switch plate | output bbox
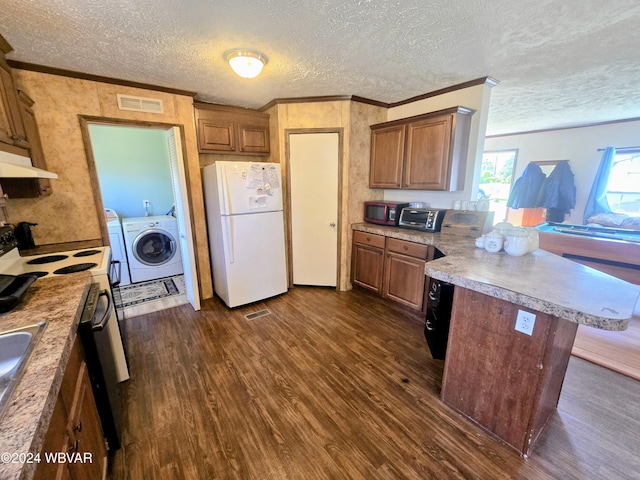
[515,310,536,336]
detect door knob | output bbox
[330,222,336,227]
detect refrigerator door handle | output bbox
[219,164,230,215]
[223,216,234,263]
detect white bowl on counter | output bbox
[503,228,533,256]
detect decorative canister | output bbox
[484,230,504,253]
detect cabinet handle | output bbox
[73,421,82,433]
[69,439,79,453]
[330,222,336,227]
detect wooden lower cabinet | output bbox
[34,338,107,480]
[352,231,434,312]
[383,237,431,311]
[351,231,385,293]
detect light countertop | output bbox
[352,223,640,331]
[0,272,91,480]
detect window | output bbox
[478,149,517,224]
[606,150,640,215]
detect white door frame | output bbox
[285,128,343,289]
[79,116,201,309]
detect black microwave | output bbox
[364,201,410,226]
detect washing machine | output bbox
[122,215,183,283]
[105,208,132,285]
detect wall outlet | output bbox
[515,310,536,336]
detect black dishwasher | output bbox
[424,277,455,360]
[78,283,123,450]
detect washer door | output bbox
[132,229,177,266]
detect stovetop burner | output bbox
[73,250,101,257]
[53,263,98,275]
[17,271,48,279]
[26,254,69,265]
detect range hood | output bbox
[0,150,58,179]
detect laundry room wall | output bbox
[89,124,175,218]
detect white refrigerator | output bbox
[202,161,288,308]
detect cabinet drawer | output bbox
[353,231,385,249]
[386,237,428,259]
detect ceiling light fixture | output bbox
[224,49,268,79]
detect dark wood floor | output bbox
[109,286,640,480]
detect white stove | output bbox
[0,226,129,382]
[0,245,111,278]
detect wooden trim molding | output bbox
[260,95,387,111]
[387,77,499,108]
[259,77,496,111]
[8,60,198,97]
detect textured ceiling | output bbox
[1,0,640,135]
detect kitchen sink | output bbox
[0,322,47,420]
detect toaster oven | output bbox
[398,208,447,232]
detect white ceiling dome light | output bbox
[225,49,268,79]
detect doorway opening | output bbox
[79,117,200,312]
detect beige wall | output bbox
[6,69,213,299]
[345,102,387,288]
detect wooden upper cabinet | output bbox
[0,35,28,150]
[404,115,452,190]
[369,106,474,191]
[194,102,269,156]
[237,122,270,153]
[370,124,405,188]
[198,119,235,152]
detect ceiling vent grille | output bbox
[116,94,164,114]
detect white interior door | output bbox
[289,132,339,286]
[166,127,201,310]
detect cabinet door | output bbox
[3,92,52,199]
[197,118,235,153]
[351,242,384,293]
[237,122,270,154]
[33,397,73,480]
[0,59,28,148]
[68,363,107,480]
[383,251,426,311]
[19,94,51,195]
[370,124,405,188]
[404,114,452,190]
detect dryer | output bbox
[105,209,132,285]
[122,215,183,283]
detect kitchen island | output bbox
[352,222,640,455]
[0,272,91,480]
